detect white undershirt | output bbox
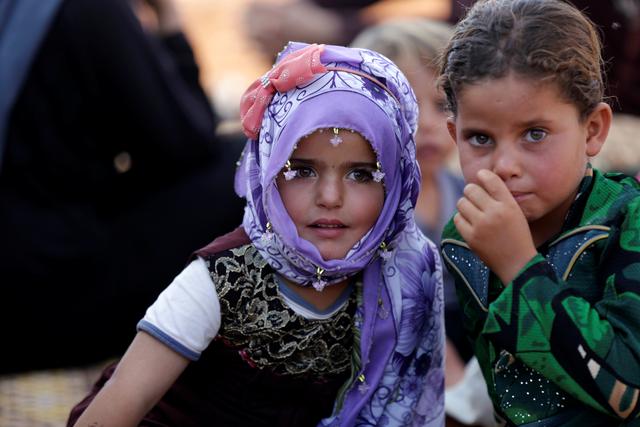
[138,257,350,360]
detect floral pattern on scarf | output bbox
[235,42,444,427]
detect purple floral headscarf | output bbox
[235,42,444,427]
[236,42,420,285]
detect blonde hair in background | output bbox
[351,18,453,72]
[351,18,460,173]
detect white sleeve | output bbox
[137,257,221,361]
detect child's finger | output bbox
[477,169,512,202]
[462,182,493,210]
[456,196,481,224]
[453,212,473,240]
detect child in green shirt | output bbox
[439,0,640,425]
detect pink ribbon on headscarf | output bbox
[240,44,327,139]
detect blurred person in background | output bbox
[244,0,453,61]
[244,0,379,61]
[352,19,495,427]
[0,0,244,373]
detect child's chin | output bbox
[320,249,348,261]
[522,210,536,222]
[523,209,550,227]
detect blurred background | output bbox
[152,0,640,173]
[174,0,450,120]
[1,0,639,426]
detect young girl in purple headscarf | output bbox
[70,42,444,427]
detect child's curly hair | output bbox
[439,0,605,120]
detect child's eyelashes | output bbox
[524,128,547,143]
[465,128,548,147]
[292,166,316,178]
[282,164,378,183]
[347,168,376,183]
[467,134,493,147]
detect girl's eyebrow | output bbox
[288,157,315,165]
[289,157,377,169]
[347,161,378,169]
[517,118,554,128]
[459,125,488,136]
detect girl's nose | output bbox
[491,143,522,181]
[316,175,343,208]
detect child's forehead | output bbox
[454,74,582,128]
[457,73,571,109]
[461,71,558,91]
[290,128,377,160]
[296,127,370,143]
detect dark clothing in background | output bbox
[571,0,640,115]
[0,0,244,373]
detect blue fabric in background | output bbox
[0,0,63,170]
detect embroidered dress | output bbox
[441,170,640,426]
[205,242,356,380]
[157,237,360,426]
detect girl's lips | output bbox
[308,221,347,238]
[311,218,345,227]
[510,192,531,202]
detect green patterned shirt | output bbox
[441,170,640,426]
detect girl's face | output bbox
[448,73,606,241]
[277,129,385,260]
[402,61,455,177]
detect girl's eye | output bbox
[525,128,547,143]
[292,166,316,178]
[469,134,493,147]
[347,168,374,183]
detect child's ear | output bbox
[584,102,612,157]
[447,117,458,145]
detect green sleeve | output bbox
[482,201,640,419]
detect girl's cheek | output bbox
[460,159,484,184]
